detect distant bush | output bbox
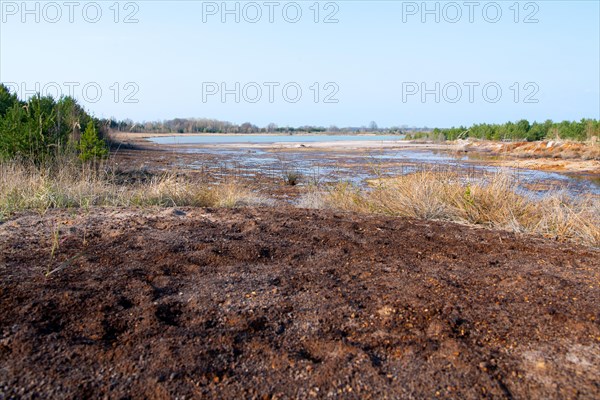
[405,131,446,141]
[433,119,600,142]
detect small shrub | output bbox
[283,170,302,186]
[78,122,108,162]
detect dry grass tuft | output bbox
[0,160,266,219]
[314,170,600,247]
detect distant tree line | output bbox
[106,117,600,142]
[0,84,107,162]
[103,118,407,135]
[427,119,600,142]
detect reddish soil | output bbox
[1,207,599,399]
[463,140,600,174]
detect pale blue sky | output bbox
[1,0,599,127]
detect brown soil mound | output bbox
[1,208,599,399]
[459,140,600,174]
[466,140,599,159]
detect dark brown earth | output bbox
[1,207,599,399]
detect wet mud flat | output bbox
[112,142,600,197]
[1,207,599,399]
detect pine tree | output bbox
[78,122,108,162]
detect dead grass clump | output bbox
[296,188,328,209]
[282,170,302,186]
[316,170,600,247]
[0,161,263,219]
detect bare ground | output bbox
[1,207,599,399]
